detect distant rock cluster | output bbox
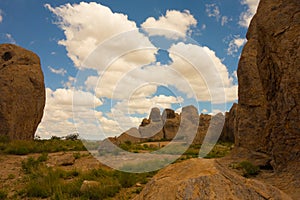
[0,44,45,140]
[106,105,235,146]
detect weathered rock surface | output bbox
[149,107,161,122]
[54,153,75,166]
[134,159,291,200]
[220,103,237,143]
[118,128,142,144]
[163,117,180,140]
[161,108,176,122]
[0,44,45,140]
[235,0,300,172]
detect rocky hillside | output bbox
[0,44,45,140]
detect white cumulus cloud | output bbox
[239,0,260,27]
[45,2,156,68]
[141,10,197,39]
[227,36,247,56]
[48,66,67,76]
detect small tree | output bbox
[51,135,61,140]
[65,133,79,141]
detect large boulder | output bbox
[134,159,291,200]
[0,44,45,140]
[163,118,180,140]
[192,114,211,144]
[235,0,300,172]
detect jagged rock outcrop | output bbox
[149,107,161,122]
[134,159,291,200]
[192,114,211,144]
[220,103,237,143]
[162,108,180,140]
[161,108,176,122]
[235,0,300,172]
[140,118,150,127]
[0,44,45,140]
[111,105,229,145]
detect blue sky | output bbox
[0,0,259,139]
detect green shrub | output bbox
[73,152,81,159]
[238,161,260,177]
[21,157,40,174]
[65,133,79,140]
[133,187,143,194]
[37,152,48,162]
[0,135,9,143]
[115,172,138,188]
[7,174,15,179]
[0,189,7,200]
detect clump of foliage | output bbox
[0,189,7,200]
[203,142,233,159]
[238,161,260,177]
[65,133,79,141]
[231,161,260,178]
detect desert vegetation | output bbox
[0,135,235,199]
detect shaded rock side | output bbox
[236,0,300,171]
[134,159,291,200]
[220,103,237,143]
[0,44,45,140]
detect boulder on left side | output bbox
[0,44,45,140]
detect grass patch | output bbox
[20,156,156,199]
[1,139,86,155]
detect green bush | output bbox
[238,161,260,177]
[21,157,40,174]
[0,189,7,200]
[115,172,138,188]
[37,152,48,162]
[73,152,81,159]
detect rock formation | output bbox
[149,107,161,122]
[162,108,180,140]
[134,159,291,200]
[0,44,45,140]
[235,0,300,172]
[220,103,237,143]
[107,105,230,145]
